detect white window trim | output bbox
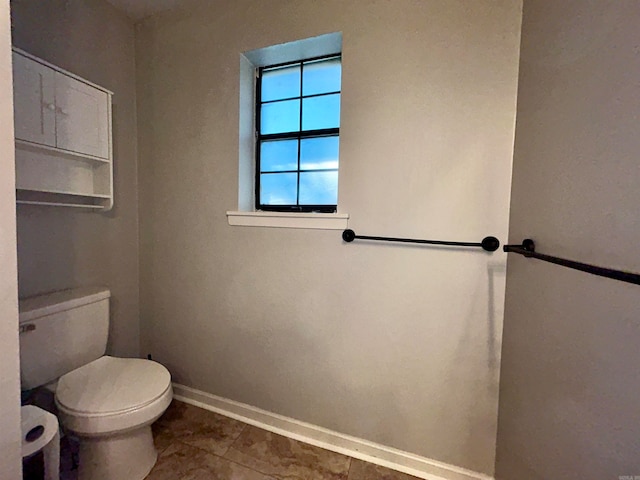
[230,32,348,230]
[226,211,348,230]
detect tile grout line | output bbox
[156,402,367,480]
[171,426,349,480]
[154,432,176,457]
[218,425,280,480]
[346,456,354,480]
[152,402,276,478]
[172,437,278,479]
[222,420,249,458]
[220,454,279,480]
[225,427,353,480]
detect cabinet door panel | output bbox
[55,73,109,159]
[12,53,56,146]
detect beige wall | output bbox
[0,0,21,477]
[137,0,521,474]
[496,1,640,478]
[11,0,140,356]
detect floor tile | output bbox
[224,425,351,480]
[58,400,426,480]
[146,441,274,480]
[153,400,247,456]
[347,459,423,480]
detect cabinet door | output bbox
[55,73,110,159]
[12,52,56,146]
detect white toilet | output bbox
[19,287,173,480]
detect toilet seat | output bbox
[55,356,172,436]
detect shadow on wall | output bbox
[487,261,507,372]
[429,259,506,465]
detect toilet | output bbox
[19,287,173,480]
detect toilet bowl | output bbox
[19,288,173,480]
[56,356,172,480]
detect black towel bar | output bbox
[504,239,640,286]
[341,229,500,252]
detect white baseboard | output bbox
[172,383,494,480]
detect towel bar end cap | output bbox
[482,236,500,252]
[342,229,356,242]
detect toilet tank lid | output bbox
[19,287,111,323]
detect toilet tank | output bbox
[19,287,111,390]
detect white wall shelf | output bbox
[12,48,113,211]
[14,139,111,165]
[16,189,112,210]
[17,188,112,199]
[16,200,105,210]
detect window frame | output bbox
[255,53,341,213]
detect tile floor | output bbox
[38,399,421,480]
[146,400,422,480]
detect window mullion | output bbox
[259,128,339,142]
[261,90,340,105]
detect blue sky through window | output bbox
[261,65,300,101]
[261,100,300,134]
[300,136,339,170]
[260,140,298,172]
[258,55,341,210]
[303,58,341,96]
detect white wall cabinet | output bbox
[12,52,56,147]
[12,48,113,210]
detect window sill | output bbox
[226,211,349,230]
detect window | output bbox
[256,55,341,213]
[229,32,348,230]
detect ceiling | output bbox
[105,0,185,20]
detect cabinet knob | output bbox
[44,102,56,111]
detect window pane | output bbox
[299,171,338,205]
[300,136,339,170]
[261,99,300,134]
[260,140,298,172]
[260,173,297,205]
[261,65,301,102]
[302,58,341,96]
[302,94,340,131]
